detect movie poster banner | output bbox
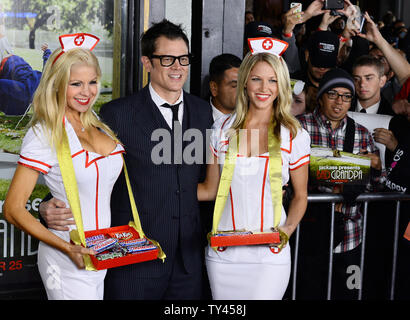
[0,0,113,294]
[309,146,371,186]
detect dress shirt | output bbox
[210,98,227,122]
[356,100,381,114]
[149,83,183,129]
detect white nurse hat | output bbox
[53,33,99,64]
[247,37,289,57]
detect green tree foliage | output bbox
[8,0,113,48]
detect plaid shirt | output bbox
[297,109,380,253]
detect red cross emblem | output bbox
[74,35,85,46]
[262,39,273,50]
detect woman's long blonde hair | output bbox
[30,47,117,147]
[231,52,300,140]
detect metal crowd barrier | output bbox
[291,192,410,300]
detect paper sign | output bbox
[347,111,392,170]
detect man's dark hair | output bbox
[209,54,242,83]
[141,19,189,57]
[352,54,385,77]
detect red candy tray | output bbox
[84,225,159,270]
[210,231,281,248]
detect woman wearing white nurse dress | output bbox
[4,34,124,300]
[198,39,310,300]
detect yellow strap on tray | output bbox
[209,122,283,250]
[56,129,165,271]
[268,121,283,229]
[209,130,238,237]
[55,128,94,270]
[122,156,166,262]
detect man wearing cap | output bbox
[296,68,382,299]
[280,0,331,74]
[294,31,340,113]
[243,20,301,76]
[243,21,279,56]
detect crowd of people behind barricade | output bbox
[242,0,410,300]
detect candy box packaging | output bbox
[210,231,280,248]
[309,146,371,186]
[83,225,159,270]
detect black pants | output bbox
[332,245,362,300]
[295,245,362,300]
[362,201,410,300]
[104,247,204,300]
[296,201,409,300]
[295,202,361,300]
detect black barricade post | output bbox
[291,193,410,301]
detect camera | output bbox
[324,0,344,10]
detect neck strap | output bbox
[209,122,283,249]
[56,128,165,270]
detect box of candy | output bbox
[83,225,159,270]
[210,230,281,249]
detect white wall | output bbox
[165,0,192,47]
[165,0,192,92]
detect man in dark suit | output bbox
[100,20,212,299]
[39,20,213,299]
[351,55,395,116]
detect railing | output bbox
[291,192,410,300]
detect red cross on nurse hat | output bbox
[247,37,289,57]
[59,33,99,52]
[53,33,100,64]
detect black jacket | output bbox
[350,95,395,116]
[99,86,213,292]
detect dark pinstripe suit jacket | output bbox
[99,86,213,284]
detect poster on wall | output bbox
[0,0,114,294]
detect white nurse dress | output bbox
[205,114,310,300]
[18,119,125,300]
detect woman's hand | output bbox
[282,4,304,35]
[197,155,221,202]
[270,227,290,253]
[65,243,96,269]
[278,227,290,250]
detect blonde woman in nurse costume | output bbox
[198,38,311,300]
[4,34,125,300]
